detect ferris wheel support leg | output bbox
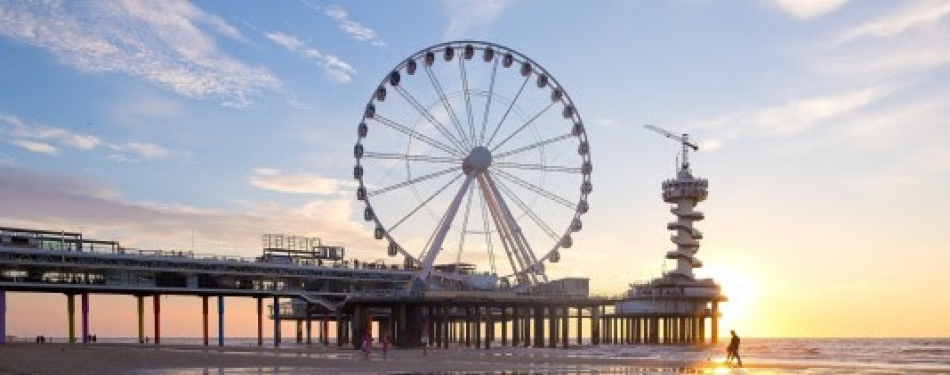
[477,175,527,282]
[484,171,547,284]
[414,174,476,289]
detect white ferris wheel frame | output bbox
[353,41,592,288]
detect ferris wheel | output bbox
[353,41,591,289]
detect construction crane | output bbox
[644,125,699,172]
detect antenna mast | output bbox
[644,125,699,172]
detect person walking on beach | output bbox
[420,326,429,356]
[381,333,390,359]
[361,333,372,357]
[726,330,742,367]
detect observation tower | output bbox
[663,160,708,280]
[613,125,726,345]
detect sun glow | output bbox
[702,263,762,337]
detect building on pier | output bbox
[614,138,727,345]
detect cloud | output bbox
[1,112,101,152]
[308,2,386,47]
[768,0,849,19]
[249,167,356,195]
[111,93,183,119]
[686,85,893,147]
[13,140,58,155]
[0,164,377,255]
[108,142,183,160]
[0,0,280,107]
[814,2,950,83]
[264,31,356,84]
[593,118,617,127]
[442,0,512,40]
[836,1,950,44]
[1,111,184,161]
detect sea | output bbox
[18,337,950,374]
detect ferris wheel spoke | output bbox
[478,187,497,274]
[479,57,500,146]
[485,74,531,147]
[494,162,582,173]
[483,172,543,284]
[489,102,556,152]
[424,65,472,149]
[495,133,574,159]
[368,166,459,197]
[493,169,576,210]
[455,181,476,265]
[477,175,529,282]
[416,174,476,283]
[458,57,476,148]
[372,114,462,157]
[494,177,560,241]
[364,152,461,165]
[392,87,467,152]
[388,172,464,233]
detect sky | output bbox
[1,0,949,339]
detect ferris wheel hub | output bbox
[463,146,493,174]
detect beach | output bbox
[0,342,766,374]
[2,340,949,374]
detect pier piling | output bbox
[202,296,208,346]
[153,294,160,344]
[217,295,224,346]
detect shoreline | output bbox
[0,342,946,374]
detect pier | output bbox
[0,225,723,347]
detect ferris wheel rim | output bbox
[353,40,592,282]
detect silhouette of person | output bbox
[420,325,429,356]
[726,330,742,367]
[361,333,372,357]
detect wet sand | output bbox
[0,342,925,374]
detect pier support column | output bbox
[217,295,225,346]
[576,307,583,346]
[534,305,544,347]
[152,294,160,344]
[630,317,635,344]
[323,314,329,346]
[137,296,145,344]
[511,306,520,347]
[273,296,280,347]
[81,293,89,344]
[474,307,482,348]
[336,312,344,347]
[434,306,441,349]
[501,306,508,347]
[66,294,76,343]
[485,306,493,350]
[561,306,569,349]
[548,306,557,348]
[0,290,6,344]
[79,293,89,344]
[590,306,600,345]
[296,319,303,344]
[256,297,263,347]
[443,306,451,349]
[711,302,719,344]
[201,296,209,346]
[523,308,531,347]
[464,307,471,347]
[306,308,312,346]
